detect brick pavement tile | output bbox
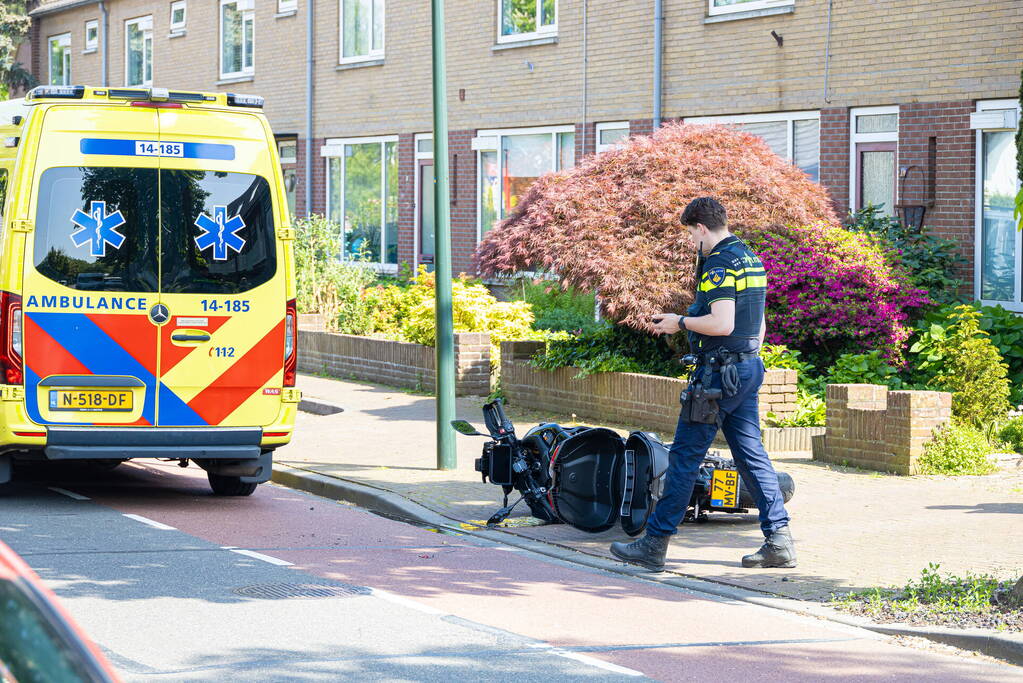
[280,374,1023,601]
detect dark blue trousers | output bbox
[646,357,790,538]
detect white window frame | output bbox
[48,33,71,85]
[321,135,400,272]
[338,0,385,64]
[84,20,98,52]
[708,0,794,17]
[595,122,630,153]
[124,16,153,87]
[474,125,575,241]
[685,110,819,169]
[220,0,255,79]
[170,1,187,33]
[974,98,1022,312]
[497,0,558,44]
[278,139,297,164]
[413,133,434,268]
[278,0,298,13]
[849,105,899,213]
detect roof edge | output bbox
[29,0,101,18]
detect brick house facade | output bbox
[20,0,1023,309]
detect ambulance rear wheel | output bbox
[208,473,258,496]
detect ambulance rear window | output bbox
[34,166,159,292]
[160,170,276,294]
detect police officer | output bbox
[610,197,795,572]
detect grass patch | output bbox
[832,563,1023,632]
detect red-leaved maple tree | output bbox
[476,122,840,329]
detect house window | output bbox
[125,17,153,87]
[850,106,898,216]
[500,0,557,42]
[278,140,297,164]
[323,136,399,266]
[48,33,71,86]
[596,122,629,153]
[685,111,820,182]
[340,0,384,63]
[170,1,187,33]
[84,20,98,51]
[278,0,298,13]
[974,99,1022,310]
[475,126,575,237]
[221,0,255,78]
[708,0,794,17]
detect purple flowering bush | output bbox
[747,223,930,365]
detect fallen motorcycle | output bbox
[452,400,795,535]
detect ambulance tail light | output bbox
[284,299,297,387]
[0,292,23,386]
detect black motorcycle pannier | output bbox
[550,428,669,536]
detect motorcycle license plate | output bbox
[710,469,739,508]
[49,389,134,412]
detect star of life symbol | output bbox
[194,206,246,261]
[70,201,127,257]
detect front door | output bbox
[418,160,435,269]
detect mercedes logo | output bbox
[149,303,170,325]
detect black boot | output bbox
[742,526,796,568]
[609,534,670,571]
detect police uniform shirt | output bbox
[690,235,767,353]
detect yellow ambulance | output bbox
[0,85,299,496]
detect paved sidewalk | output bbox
[277,374,1023,602]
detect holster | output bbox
[679,377,722,425]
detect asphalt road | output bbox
[1,460,1019,682]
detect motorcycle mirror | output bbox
[450,420,484,436]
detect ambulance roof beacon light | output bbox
[226,93,264,109]
[27,85,85,100]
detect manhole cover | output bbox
[233,583,371,600]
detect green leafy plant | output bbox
[918,423,997,476]
[294,215,378,335]
[762,344,824,396]
[921,305,1011,427]
[531,322,682,378]
[825,351,904,390]
[765,390,825,428]
[999,416,1023,454]
[847,206,966,309]
[513,277,599,334]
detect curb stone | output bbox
[297,398,345,416]
[270,462,1023,667]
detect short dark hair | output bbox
[680,197,727,231]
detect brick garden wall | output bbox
[501,341,797,437]
[299,331,491,396]
[812,384,952,475]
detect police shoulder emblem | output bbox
[707,267,726,286]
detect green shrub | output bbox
[998,416,1023,454]
[846,206,966,310]
[909,302,1023,405]
[920,305,1011,427]
[825,351,904,390]
[918,423,997,475]
[765,390,825,428]
[513,278,599,333]
[294,215,378,334]
[531,323,682,378]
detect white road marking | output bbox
[221,547,294,566]
[369,588,446,615]
[530,643,645,677]
[47,487,90,500]
[122,514,177,531]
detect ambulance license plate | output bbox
[710,469,740,508]
[49,389,133,412]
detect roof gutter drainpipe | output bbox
[653,0,663,129]
[304,0,314,217]
[99,1,108,86]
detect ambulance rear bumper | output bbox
[43,427,263,461]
